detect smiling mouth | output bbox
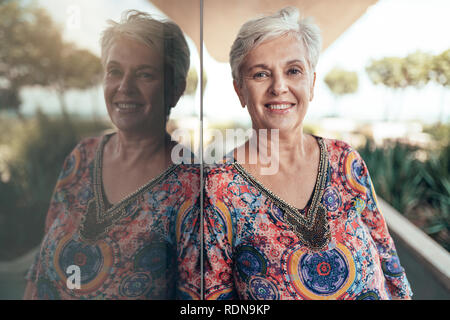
[114,103,144,112]
[264,103,294,110]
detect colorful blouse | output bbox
[204,136,413,300]
[25,134,201,300]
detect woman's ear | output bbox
[233,80,247,108]
[309,72,316,102]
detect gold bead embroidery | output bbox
[232,137,330,251]
[79,134,177,244]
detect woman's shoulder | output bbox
[75,134,105,151]
[319,136,373,193]
[319,135,353,151]
[61,134,105,169]
[318,135,363,160]
[71,133,114,157]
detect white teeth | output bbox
[267,104,292,110]
[116,103,140,109]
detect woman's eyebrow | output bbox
[135,64,160,71]
[246,63,270,72]
[105,60,120,68]
[286,59,307,67]
[246,60,307,71]
[105,61,160,72]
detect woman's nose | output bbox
[270,73,288,96]
[118,73,136,94]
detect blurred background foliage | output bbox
[358,129,449,251]
[0,113,111,260]
[324,67,359,96]
[0,1,103,117]
[324,67,359,117]
[185,67,207,97]
[0,0,109,260]
[323,49,450,252]
[365,49,450,121]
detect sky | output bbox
[20,0,450,124]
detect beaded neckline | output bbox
[79,133,177,243]
[232,136,330,251]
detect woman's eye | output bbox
[107,69,121,77]
[288,68,302,75]
[137,72,153,79]
[253,71,269,79]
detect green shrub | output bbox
[420,144,450,240]
[358,139,449,251]
[0,112,111,260]
[0,111,78,259]
[423,123,450,147]
[358,139,423,213]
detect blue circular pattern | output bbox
[119,273,151,297]
[382,254,404,277]
[351,159,365,185]
[299,249,349,295]
[323,187,341,211]
[236,245,267,281]
[248,276,279,300]
[58,240,103,284]
[134,242,173,276]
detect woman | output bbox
[23,10,200,300]
[204,7,412,300]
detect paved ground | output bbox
[392,233,450,299]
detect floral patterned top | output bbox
[25,134,201,300]
[204,136,413,300]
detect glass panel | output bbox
[1,0,201,300]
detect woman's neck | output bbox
[237,127,317,176]
[106,130,174,165]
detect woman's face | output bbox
[234,34,316,134]
[103,37,166,135]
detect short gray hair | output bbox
[230,7,322,84]
[100,10,190,114]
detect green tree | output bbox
[324,67,358,117]
[366,57,407,120]
[402,51,432,88]
[366,57,407,89]
[432,49,450,87]
[397,51,433,119]
[431,49,450,123]
[46,44,103,116]
[0,1,103,116]
[0,1,63,115]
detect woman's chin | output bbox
[255,119,303,134]
[112,118,162,135]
